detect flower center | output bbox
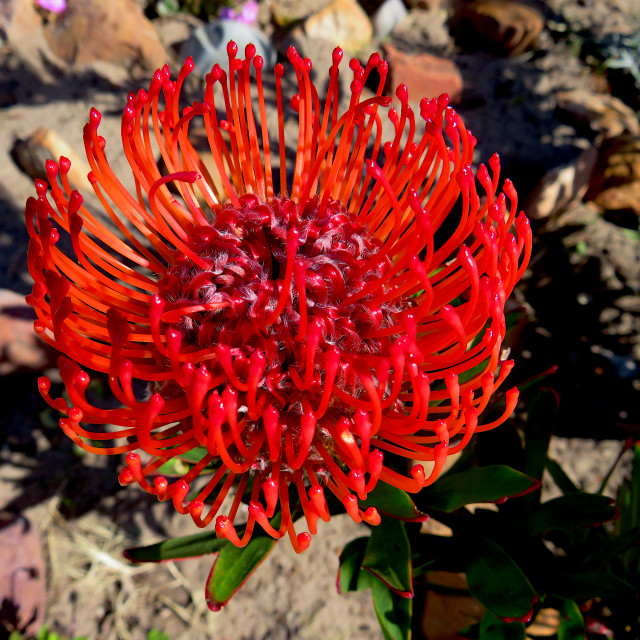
[159,193,400,361]
[155,193,406,478]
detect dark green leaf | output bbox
[505,309,524,333]
[339,544,412,640]
[205,533,277,610]
[598,444,629,495]
[516,365,559,393]
[546,458,580,494]
[459,358,491,385]
[441,441,476,477]
[177,445,211,464]
[632,443,640,523]
[363,517,413,597]
[620,443,640,532]
[479,612,526,640]
[419,466,538,512]
[618,451,640,580]
[359,481,428,521]
[505,494,617,539]
[465,537,536,620]
[583,527,640,566]
[338,536,371,593]
[523,390,557,482]
[124,531,227,562]
[557,600,586,640]
[412,534,463,575]
[542,570,636,600]
[370,573,413,640]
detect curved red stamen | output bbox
[25,41,532,553]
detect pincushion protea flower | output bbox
[26,42,531,552]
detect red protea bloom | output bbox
[26,42,531,552]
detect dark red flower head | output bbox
[26,42,531,551]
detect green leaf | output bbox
[465,537,536,621]
[156,446,212,475]
[458,358,491,385]
[156,0,181,16]
[598,444,629,495]
[621,443,640,531]
[546,458,580,494]
[359,481,428,521]
[583,527,640,566]
[523,390,557,482]
[542,570,635,600]
[557,600,586,640]
[479,612,526,640]
[516,365,559,393]
[124,531,227,562]
[369,573,413,640]
[419,466,538,512]
[617,448,640,580]
[205,533,277,610]
[505,494,618,539]
[156,457,193,476]
[505,309,524,333]
[338,536,371,593]
[362,517,413,597]
[177,446,211,464]
[412,534,463,575]
[621,228,640,241]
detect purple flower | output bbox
[219,0,258,24]
[36,0,67,13]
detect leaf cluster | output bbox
[124,390,640,639]
[339,389,640,639]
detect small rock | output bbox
[270,0,333,27]
[595,181,640,217]
[384,44,463,103]
[0,0,42,44]
[303,0,373,55]
[616,295,640,313]
[0,0,54,80]
[453,0,544,56]
[154,13,203,59]
[11,128,92,194]
[0,514,46,636]
[181,20,277,76]
[390,9,453,56]
[524,144,597,219]
[556,90,640,142]
[587,136,640,217]
[42,0,167,70]
[599,307,620,324]
[372,0,408,40]
[405,0,446,10]
[0,289,58,376]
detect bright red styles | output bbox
[26,42,531,551]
